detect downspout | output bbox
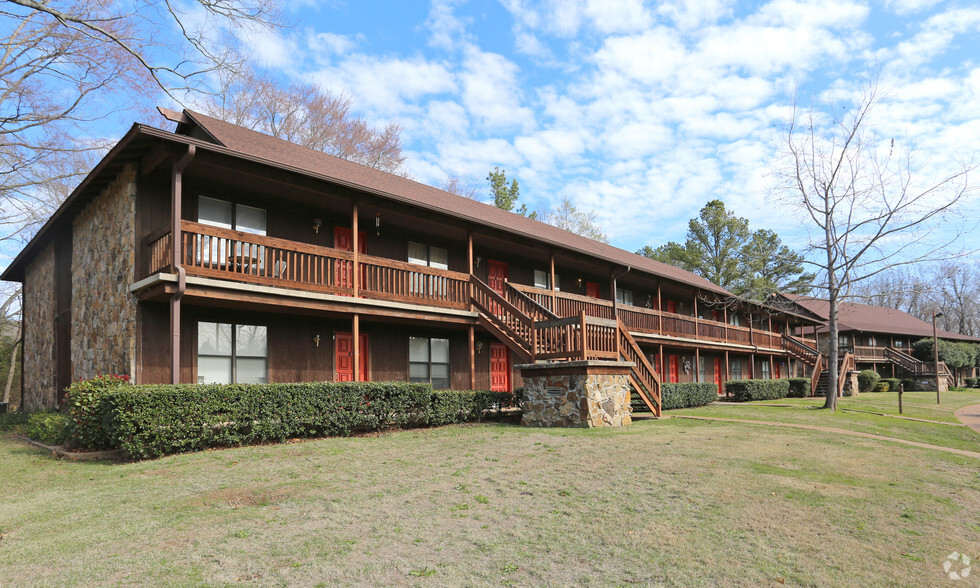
[170,145,195,384]
[611,266,630,317]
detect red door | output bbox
[664,300,677,314]
[774,361,781,379]
[490,343,510,392]
[334,227,367,291]
[335,333,369,382]
[669,355,680,384]
[714,358,723,395]
[487,260,508,295]
[586,282,600,298]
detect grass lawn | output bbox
[2,398,980,587]
[668,388,980,453]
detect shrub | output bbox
[965,377,979,388]
[64,374,132,450]
[65,381,514,459]
[25,411,70,446]
[875,378,902,392]
[857,370,880,394]
[786,378,811,398]
[660,383,717,410]
[901,378,916,392]
[725,379,790,402]
[0,411,31,432]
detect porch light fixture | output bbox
[375,213,381,235]
[475,256,481,268]
[313,217,323,234]
[576,277,583,287]
[314,334,320,348]
[475,341,484,354]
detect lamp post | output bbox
[933,311,944,404]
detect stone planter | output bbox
[517,360,634,428]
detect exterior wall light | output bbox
[313,217,323,234]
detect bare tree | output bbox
[545,196,609,243]
[774,80,975,409]
[199,68,406,173]
[1,286,21,406]
[0,0,283,247]
[439,171,480,199]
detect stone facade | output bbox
[71,163,138,381]
[519,361,633,428]
[22,243,57,410]
[841,371,860,397]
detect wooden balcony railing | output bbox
[511,283,783,350]
[533,313,619,361]
[853,345,887,361]
[143,221,470,310]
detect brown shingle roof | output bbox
[181,109,733,297]
[779,293,980,342]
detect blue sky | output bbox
[237,0,980,258]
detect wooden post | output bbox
[723,306,729,343]
[656,280,662,335]
[693,295,699,340]
[170,145,194,384]
[695,348,701,382]
[769,355,774,380]
[549,252,556,310]
[611,271,617,316]
[467,231,474,306]
[468,325,476,390]
[749,312,754,346]
[659,344,665,377]
[352,202,359,298]
[352,314,360,382]
[750,353,756,379]
[898,382,904,414]
[724,350,730,397]
[580,311,588,360]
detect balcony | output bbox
[143,222,790,353]
[508,283,783,350]
[144,221,470,310]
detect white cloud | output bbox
[657,0,736,30]
[459,46,534,129]
[307,55,457,115]
[885,8,980,70]
[308,32,359,55]
[883,0,942,16]
[425,0,473,50]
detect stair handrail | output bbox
[616,319,662,417]
[810,353,824,397]
[782,334,819,363]
[470,275,534,356]
[504,281,558,321]
[885,347,926,374]
[837,352,855,397]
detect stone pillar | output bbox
[517,361,634,428]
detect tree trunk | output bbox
[3,322,21,404]
[823,215,839,410]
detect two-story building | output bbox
[2,109,821,412]
[778,293,980,386]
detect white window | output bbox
[533,270,560,290]
[729,314,741,326]
[761,361,771,380]
[198,322,267,384]
[197,196,267,270]
[894,339,904,348]
[731,360,743,380]
[698,356,705,383]
[408,242,448,269]
[409,337,450,389]
[616,288,633,306]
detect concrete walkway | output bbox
[670,415,980,460]
[954,404,980,435]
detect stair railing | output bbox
[810,354,824,397]
[617,319,661,417]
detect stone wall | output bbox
[71,163,138,381]
[22,243,57,410]
[519,361,633,427]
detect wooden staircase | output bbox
[469,275,662,416]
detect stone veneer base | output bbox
[517,361,634,428]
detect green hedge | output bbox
[661,383,718,410]
[875,378,902,392]
[787,378,810,398]
[65,379,514,459]
[65,374,132,450]
[965,377,979,388]
[630,382,717,412]
[725,379,790,402]
[857,370,880,393]
[25,411,70,446]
